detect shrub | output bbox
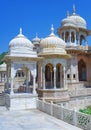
[79,106,91,115]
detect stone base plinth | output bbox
[38,89,69,102]
[5,93,38,110]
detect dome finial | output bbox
[19,28,22,34]
[72,4,76,15]
[67,11,69,17]
[50,24,54,36]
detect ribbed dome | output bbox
[9,28,33,50]
[8,28,37,57]
[40,35,66,49]
[62,15,86,29]
[40,25,66,48]
[61,6,87,29]
[32,33,40,45]
[39,25,66,55]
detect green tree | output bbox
[0,52,7,65]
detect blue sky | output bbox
[0,0,91,54]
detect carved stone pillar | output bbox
[10,77,14,95]
[54,66,56,89]
[51,71,52,88]
[76,59,79,82]
[40,65,43,88]
[74,32,76,45]
[63,66,67,89]
[60,66,62,88]
[33,76,36,94]
[33,64,37,94]
[6,64,10,92]
[43,67,45,89]
[69,31,71,44]
[10,64,15,95]
[38,62,40,88]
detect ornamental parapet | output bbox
[66,45,88,51]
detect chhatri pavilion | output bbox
[1,6,91,110]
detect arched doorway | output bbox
[45,63,53,89]
[78,59,87,81]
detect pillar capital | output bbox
[63,66,65,71]
[53,66,56,71]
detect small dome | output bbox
[0,62,6,71]
[8,28,37,57]
[39,25,66,55]
[61,6,87,29]
[9,28,33,50]
[32,33,40,45]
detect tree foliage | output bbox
[0,52,7,65]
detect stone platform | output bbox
[5,93,37,110]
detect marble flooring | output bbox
[0,107,83,130]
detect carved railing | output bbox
[37,99,91,130]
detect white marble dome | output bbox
[62,15,86,29]
[9,28,33,50]
[39,25,66,55]
[9,28,37,57]
[61,7,87,29]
